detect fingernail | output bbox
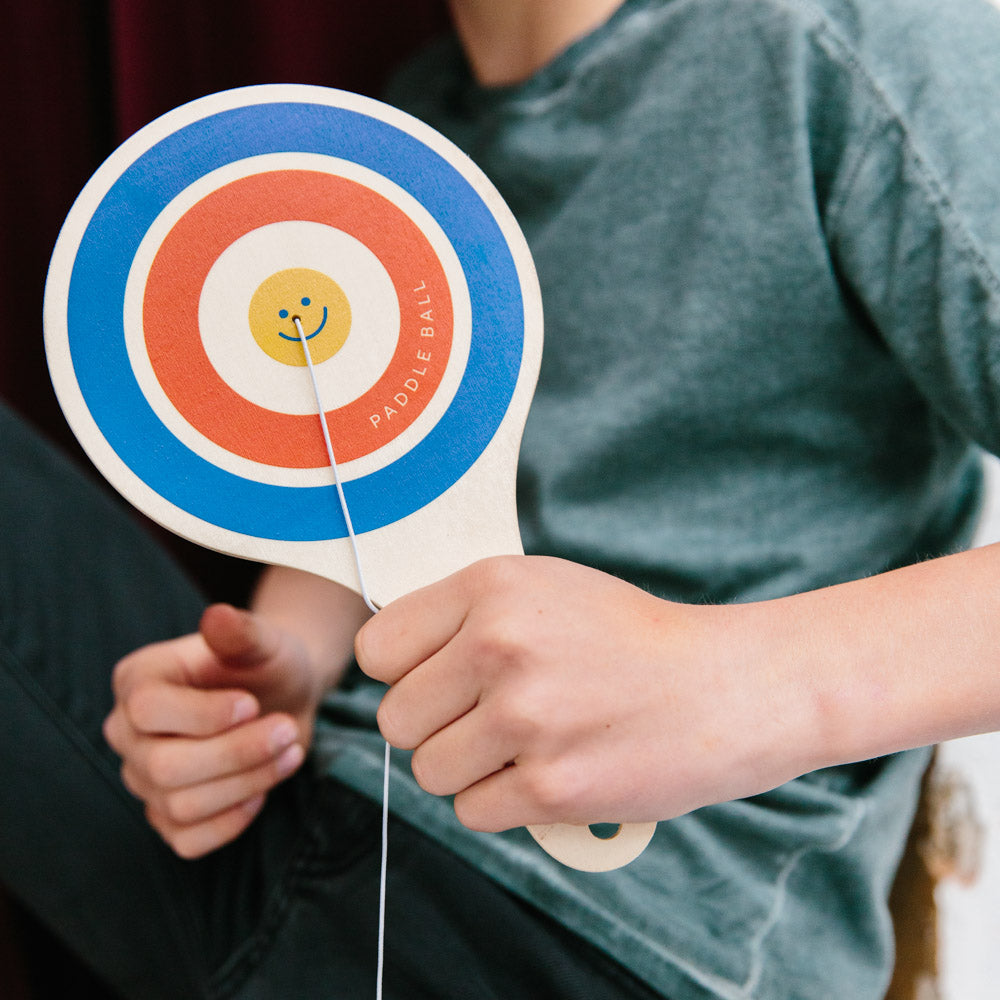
[276,742,305,777]
[269,719,298,752]
[232,696,257,725]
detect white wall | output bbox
[935,452,1000,999]
[929,1,1000,990]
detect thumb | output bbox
[197,603,316,743]
[199,603,282,670]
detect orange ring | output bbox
[143,169,453,467]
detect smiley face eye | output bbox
[278,298,310,319]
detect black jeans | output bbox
[0,402,662,1000]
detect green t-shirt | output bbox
[316,0,1000,996]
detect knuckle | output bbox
[171,831,209,860]
[124,685,160,731]
[118,763,143,799]
[453,793,500,833]
[161,789,199,826]
[409,748,447,796]
[466,555,521,594]
[375,697,414,750]
[523,760,586,817]
[469,617,529,678]
[110,655,137,699]
[146,745,182,789]
[102,711,123,753]
[146,803,206,859]
[452,795,484,831]
[409,750,432,792]
[174,809,254,860]
[144,804,180,849]
[353,622,374,673]
[489,685,547,743]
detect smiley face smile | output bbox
[278,303,329,341]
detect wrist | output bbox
[252,566,372,691]
[737,584,910,784]
[636,597,827,813]
[716,597,835,791]
[752,546,1000,779]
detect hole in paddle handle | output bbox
[588,823,623,840]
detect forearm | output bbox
[250,565,372,694]
[763,541,1000,774]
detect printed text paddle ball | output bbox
[43,84,656,872]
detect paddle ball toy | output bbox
[43,84,656,872]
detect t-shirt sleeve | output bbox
[822,0,1000,453]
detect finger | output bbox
[111,633,207,698]
[452,762,583,834]
[408,707,516,798]
[146,795,267,860]
[102,706,130,757]
[140,743,305,827]
[122,683,259,738]
[132,714,300,791]
[452,747,633,834]
[375,644,481,749]
[111,629,260,709]
[355,563,487,684]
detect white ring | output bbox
[200,221,399,413]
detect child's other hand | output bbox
[103,604,320,858]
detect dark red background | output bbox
[0,0,449,602]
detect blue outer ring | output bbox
[66,100,523,540]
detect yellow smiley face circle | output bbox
[248,268,351,367]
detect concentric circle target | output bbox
[44,85,541,547]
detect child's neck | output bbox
[447,0,626,86]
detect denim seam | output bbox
[204,789,321,998]
[203,776,376,1000]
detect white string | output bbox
[377,739,390,996]
[294,317,390,1000]
[293,319,379,616]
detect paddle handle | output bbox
[526,821,656,872]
